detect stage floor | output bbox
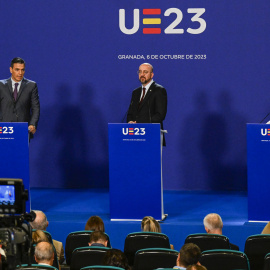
[30,188,266,252]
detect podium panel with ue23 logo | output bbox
[108,123,165,220]
[0,123,30,212]
[247,124,270,221]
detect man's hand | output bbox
[28,125,36,134]
[128,121,136,123]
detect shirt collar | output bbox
[11,78,23,89]
[142,79,154,91]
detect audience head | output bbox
[85,215,105,232]
[203,213,223,234]
[103,248,131,270]
[32,230,49,244]
[141,216,161,233]
[34,241,54,266]
[177,243,201,268]
[88,231,108,247]
[30,210,49,231]
[187,265,207,270]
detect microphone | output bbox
[260,112,270,123]
[121,101,133,123]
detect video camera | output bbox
[0,178,35,270]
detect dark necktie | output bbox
[139,87,146,105]
[14,83,18,101]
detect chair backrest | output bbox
[200,249,250,270]
[16,264,57,270]
[124,232,170,266]
[65,231,111,265]
[70,246,110,270]
[81,266,125,270]
[264,252,270,270]
[185,233,231,252]
[133,248,178,270]
[245,234,270,270]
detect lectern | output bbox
[108,123,166,220]
[0,123,30,211]
[247,123,270,221]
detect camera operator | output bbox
[30,210,64,264]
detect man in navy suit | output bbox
[0,57,40,136]
[127,63,167,144]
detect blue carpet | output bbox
[30,188,266,253]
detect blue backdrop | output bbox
[1,0,269,190]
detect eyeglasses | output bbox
[137,70,151,75]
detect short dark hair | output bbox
[10,57,25,68]
[180,243,201,267]
[89,231,108,243]
[103,249,131,270]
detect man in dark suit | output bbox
[127,63,167,144]
[203,213,239,251]
[0,57,40,136]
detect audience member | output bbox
[103,248,131,270]
[88,231,108,247]
[173,243,201,269]
[141,216,174,249]
[30,210,65,264]
[203,213,239,250]
[186,265,207,270]
[85,215,105,231]
[34,241,54,266]
[32,230,49,244]
[261,221,270,234]
[141,216,161,232]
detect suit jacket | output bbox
[52,239,65,264]
[0,77,40,127]
[127,81,167,127]
[127,81,167,145]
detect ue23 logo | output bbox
[119,8,206,35]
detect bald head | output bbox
[203,213,223,234]
[138,63,154,86]
[30,210,48,231]
[35,241,54,265]
[139,63,153,72]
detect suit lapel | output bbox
[5,78,16,102]
[7,78,13,96]
[17,78,27,101]
[138,81,155,110]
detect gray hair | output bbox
[30,210,48,231]
[35,241,54,262]
[203,213,223,230]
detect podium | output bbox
[0,123,30,212]
[108,123,165,220]
[247,123,270,221]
